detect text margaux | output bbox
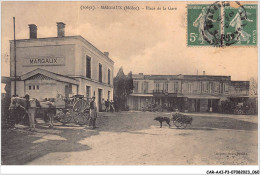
[29,58,58,64]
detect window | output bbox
[155,83,159,91]
[99,63,102,83]
[86,56,91,78]
[86,86,91,98]
[209,83,212,93]
[188,83,192,93]
[143,82,148,93]
[69,84,72,94]
[65,85,72,97]
[133,81,138,93]
[174,82,179,93]
[224,83,229,92]
[198,82,201,92]
[164,83,168,92]
[29,85,39,90]
[202,82,207,93]
[108,69,111,85]
[108,91,110,100]
[219,83,223,94]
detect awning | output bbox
[228,96,250,98]
[184,95,220,99]
[20,68,79,85]
[129,93,154,97]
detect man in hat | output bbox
[89,96,97,129]
[25,94,37,131]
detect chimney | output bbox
[57,22,65,37]
[203,71,206,75]
[104,52,109,57]
[28,24,37,39]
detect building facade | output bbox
[127,73,250,112]
[10,22,114,111]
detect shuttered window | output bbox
[86,56,91,78]
[99,63,102,83]
[108,69,111,85]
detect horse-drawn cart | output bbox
[9,95,92,129]
[54,95,92,126]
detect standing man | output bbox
[110,100,115,112]
[89,96,97,129]
[25,94,36,131]
[105,99,109,112]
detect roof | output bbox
[20,68,79,85]
[228,96,250,98]
[133,74,231,81]
[231,81,250,88]
[129,93,154,97]
[10,35,114,64]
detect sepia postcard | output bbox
[1,0,259,174]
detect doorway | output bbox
[98,89,102,112]
[195,99,200,112]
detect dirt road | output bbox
[1,111,258,165]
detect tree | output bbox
[249,77,258,96]
[126,71,134,95]
[113,67,133,111]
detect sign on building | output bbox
[23,57,65,66]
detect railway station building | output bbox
[127,73,250,112]
[10,22,114,111]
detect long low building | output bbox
[127,73,250,112]
[10,22,114,111]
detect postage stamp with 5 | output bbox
[187,2,257,47]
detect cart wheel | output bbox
[174,121,187,129]
[56,111,72,124]
[74,112,89,125]
[73,99,88,113]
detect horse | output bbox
[9,97,39,129]
[38,100,56,128]
[9,96,56,129]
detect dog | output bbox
[154,116,171,128]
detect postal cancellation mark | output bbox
[187,1,257,47]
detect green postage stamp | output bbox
[187,2,257,46]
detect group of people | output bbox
[102,99,115,112]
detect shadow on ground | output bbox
[1,111,258,165]
[1,125,97,165]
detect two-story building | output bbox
[10,22,114,111]
[127,73,250,112]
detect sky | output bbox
[1,1,258,81]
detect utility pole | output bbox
[13,17,16,96]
